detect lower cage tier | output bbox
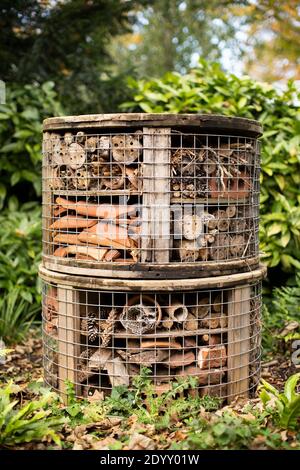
[40,270,263,403]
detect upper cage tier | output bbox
[42,113,262,279]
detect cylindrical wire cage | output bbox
[42,113,262,279]
[40,266,265,402]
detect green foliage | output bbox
[65,368,220,431]
[0,199,41,342]
[105,368,219,430]
[0,0,149,114]
[2,372,300,450]
[123,60,300,275]
[0,380,66,447]
[259,374,300,430]
[262,275,300,353]
[0,82,62,206]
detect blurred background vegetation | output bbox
[0,0,299,343]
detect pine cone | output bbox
[100,309,118,347]
[81,311,99,342]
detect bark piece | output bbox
[198,346,227,370]
[118,349,168,366]
[100,309,118,347]
[106,357,129,387]
[49,215,97,230]
[111,134,141,164]
[120,295,162,335]
[88,348,112,370]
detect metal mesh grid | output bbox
[42,281,261,402]
[42,130,260,274]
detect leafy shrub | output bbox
[0,380,66,447]
[0,198,41,342]
[262,274,300,353]
[259,374,300,430]
[0,81,62,208]
[123,60,300,275]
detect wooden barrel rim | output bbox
[42,255,260,280]
[39,264,267,290]
[43,113,262,137]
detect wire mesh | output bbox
[42,129,260,276]
[42,280,261,401]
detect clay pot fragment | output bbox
[56,197,136,219]
[78,222,134,250]
[49,215,97,230]
[53,245,108,261]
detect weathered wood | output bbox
[42,254,261,279]
[142,128,171,263]
[227,286,251,402]
[57,286,81,400]
[39,264,267,291]
[43,113,262,138]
